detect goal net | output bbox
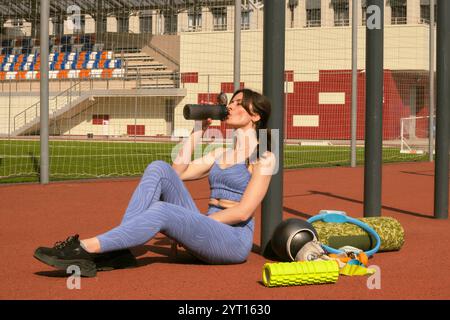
[400,116,434,155]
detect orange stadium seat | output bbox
[16,71,27,80]
[57,70,69,79]
[0,72,6,80]
[79,69,91,79]
[101,69,113,79]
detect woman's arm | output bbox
[171,119,225,181]
[208,151,277,225]
[171,122,205,176]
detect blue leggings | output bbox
[97,160,254,264]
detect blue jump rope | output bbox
[307,210,381,257]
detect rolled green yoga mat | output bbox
[263,260,339,287]
[311,216,405,252]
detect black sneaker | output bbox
[33,234,97,277]
[94,249,137,271]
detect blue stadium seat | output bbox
[61,35,72,45]
[61,45,72,53]
[2,48,13,55]
[82,43,94,52]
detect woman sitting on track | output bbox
[34,88,276,277]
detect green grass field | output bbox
[0,139,428,184]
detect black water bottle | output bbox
[183,92,229,120]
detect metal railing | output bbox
[13,80,82,132]
[10,70,181,134]
[391,17,407,25]
[334,19,350,27]
[305,20,321,28]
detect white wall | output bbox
[56,97,168,136]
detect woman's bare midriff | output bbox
[209,198,240,209]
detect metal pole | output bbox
[351,0,358,167]
[261,1,285,256]
[40,0,50,184]
[429,0,435,160]
[234,0,241,92]
[434,0,449,219]
[8,80,11,139]
[364,0,384,217]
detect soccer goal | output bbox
[400,116,434,154]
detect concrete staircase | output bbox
[120,52,178,89]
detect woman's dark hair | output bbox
[229,88,272,164]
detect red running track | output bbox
[0,162,449,300]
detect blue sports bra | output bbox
[208,159,251,202]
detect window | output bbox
[362,4,367,26]
[127,125,145,136]
[12,19,24,28]
[188,7,202,31]
[99,17,107,33]
[242,10,250,30]
[79,15,86,33]
[92,115,109,125]
[391,0,407,25]
[420,2,437,25]
[164,11,177,34]
[117,16,129,33]
[333,0,349,27]
[211,7,227,31]
[306,9,321,27]
[53,16,64,36]
[306,0,321,27]
[139,12,152,34]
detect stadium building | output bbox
[0,0,434,142]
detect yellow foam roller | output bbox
[262,260,339,287]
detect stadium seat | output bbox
[112,69,124,78]
[0,49,123,81]
[68,70,80,79]
[57,70,69,79]
[17,71,27,80]
[79,69,91,79]
[49,70,58,79]
[60,35,72,45]
[25,71,38,80]
[6,71,17,80]
[61,44,72,53]
[101,69,113,79]
[90,69,102,78]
